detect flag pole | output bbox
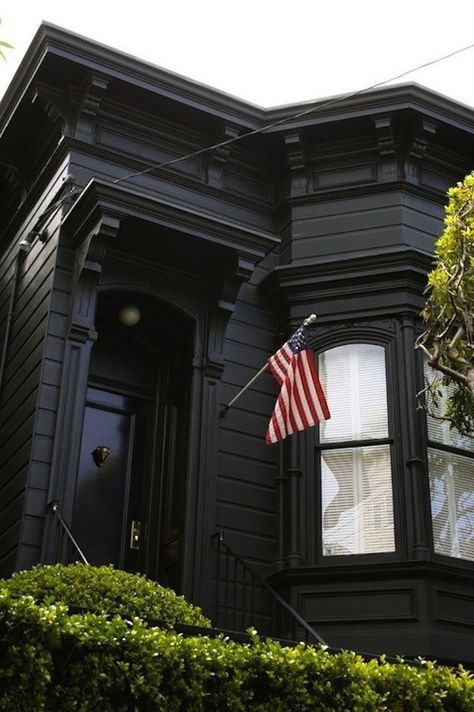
[220,314,317,417]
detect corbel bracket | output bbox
[68,212,120,343]
[33,73,109,142]
[206,123,240,188]
[74,212,121,281]
[206,254,253,378]
[0,151,28,200]
[284,131,307,197]
[68,74,110,143]
[373,115,398,181]
[404,118,437,183]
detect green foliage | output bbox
[0,18,13,61]
[417,171,474,435]
[0,563,210,628]
[422,172,474,338]
[1,570,474,711]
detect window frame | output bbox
[424,365,474,565]
[309,331,403,566]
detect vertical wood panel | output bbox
[0,232,58,576]
[217,257,279,569]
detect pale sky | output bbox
[0,0,473,109]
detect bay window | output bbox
[318,344,395,556]
[426,368,474,561]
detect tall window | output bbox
[318,344,395,556]
[426,367,474,561]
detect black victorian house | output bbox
[1,24,474,665]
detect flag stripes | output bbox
[266,326,330,444]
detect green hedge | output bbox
[0,563,210,627]
[1,566,474,711]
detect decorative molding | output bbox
[32,83,70,130]
[404,118,438,184]
[260,248,433,317]
[33,73,109,142]
[373,115,398,182]
[306,321,397,354]
[68,322,98,345]
[8,23,474,145]
[101,252,203,322]
[61,179,265,382]
[206,255,253,377]
[68,74,109,143]
[72,213,120,285]
[206,123,240,189]
[284,131,308,196]
[0,151,28,199]
[67,212,121,342]
[60,178,279,261]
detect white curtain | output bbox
[319,345,395,556]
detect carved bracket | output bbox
[206,123,240,188]
[404,118,437,183]
[206,254,253,378]
[33,73,109,143]
[284,131,307,197]
[68,74,110,143]
[73,213,120,281]
[0,151,29,199]
[69,213,121,342]
[373,115,398,181]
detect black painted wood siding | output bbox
[218,257,279,575]
[283,189,444,267]
[0,232,58,575]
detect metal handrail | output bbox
[211,530,327,645]
[47,499,89,564]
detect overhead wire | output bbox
[113,42,474,185]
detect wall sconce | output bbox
[92,446,111,467]
[118,304,141,326]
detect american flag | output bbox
[266,325,330,444]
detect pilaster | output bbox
[42,213,120,563]
[399,312,431,560]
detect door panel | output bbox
[73,388,146,569]
[72,294,192,588]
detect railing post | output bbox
[210,531,326,645]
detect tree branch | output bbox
[415,341,470,388]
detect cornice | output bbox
[269,557,474,587]
[1,25,473,145]
[67,139,275,214]
[280,179,453,209]
[260,247,433,306]
[0,23,265,139]
[270,246,433,280]
[60,177,279,262]
[263,83,474,135]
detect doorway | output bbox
[71,291,193,589]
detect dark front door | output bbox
[72,291,192,586]
[73,386,151,570]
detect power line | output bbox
[113,42,474,185]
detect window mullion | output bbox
[319,343,395,558]
[318,437,392,451]
[446,460,459,557]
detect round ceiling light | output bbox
[118,304,141,326]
